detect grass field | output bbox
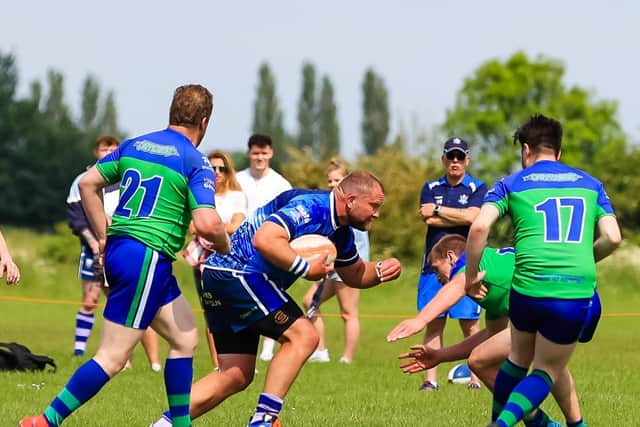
[2,228,640,426]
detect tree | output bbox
[316,75,340,159]
[361,68,390,155]
[443,51,627,181]
[296,62,316,154]
[44,69,69,122]
[251,62,290,168]
[80,74,100,132]
[99,90,120,136]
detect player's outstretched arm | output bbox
[336,258,401,289]
[387,274,467,342]
[0,231,20,285]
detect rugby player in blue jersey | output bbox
[151,171,402,427]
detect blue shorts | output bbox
[78,243,96,281]
[417,272,482,320]
[103,236,181,329]
[578,290,601,343]
[201,267,293,334]
[509,289,591,345]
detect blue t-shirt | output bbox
[205,189,359,289]
[420,173,486,273]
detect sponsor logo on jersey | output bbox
[204,178,215,191]
[522,172,583,182]
[201,156,214,171]
[292,205,311,225]
[434,196,444,205]
[134,140,180,157]
[458,194,469,205]
[273,310,290,325]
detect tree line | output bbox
[1,49,639,260]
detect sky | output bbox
[2,1,639,160]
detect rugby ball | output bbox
[290,234,337,265]
[447,363,472,384]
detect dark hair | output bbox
[337,170,384,195]
[247,133,272,149]
[95,135,120,149]
[169,84,213,127]
[427,234,467,266]
[513,114,562,156]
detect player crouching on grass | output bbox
[389,234,594,427]
[150,171,402,427]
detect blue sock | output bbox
[523,408,550,427]
[43,358,110,426]
[249,393,283,424]
[492,359,528,421]
[568,419,587,427]
[497,369,553,427]
[164,357,193,427]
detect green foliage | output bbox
[0,50,121,227]
[361,68,390,155]
[296,62,316,153]
[317,75,340,159]
[39,222,79,264]
[251,62,290,169]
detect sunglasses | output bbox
[445,151,467,161]
[212,165,227,172]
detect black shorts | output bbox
[213,300,304,355]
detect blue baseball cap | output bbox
[443,137,469,154]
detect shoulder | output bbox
[461,174,486,192]
[423,176,446,191]
[268,169,292,186]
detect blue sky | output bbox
[2,1,638,159]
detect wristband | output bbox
[289,255,311,278]
[375,261,384,282]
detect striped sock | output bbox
[492,359,528,421]
[567,419,587,427]
[165,358,193,427]
[43,358,110,426]
[249,393,283,424]
[74,312,94,355]
[497,369,554,427]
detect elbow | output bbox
[609,233,623,250]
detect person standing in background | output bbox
[303,158,368,364]
[236,134,292,362]
[416,137,487,391]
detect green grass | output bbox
[2,228,640,426]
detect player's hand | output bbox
[419,203,435,221]
[465,270,487,299]
[386,317,427,342]
[0,258,21,285]
[398,344,441,373]
[213,233,231,255]
[376,258,401,283]
[305,251,334,281]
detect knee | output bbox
[340,310,358,322]
[467,350,484,373]
[224,366,255,393]
[167,328,199,356]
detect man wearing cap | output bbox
[415,137,487,391]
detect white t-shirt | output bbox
[236,168,292,214]
[215,190,247,225]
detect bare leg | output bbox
[141,327,161,370]
[459,319,481,386]
[334,281,360,362]
[423,317,446,385]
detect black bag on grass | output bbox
[0,342,56,372]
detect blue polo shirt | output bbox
[420,174,487,273]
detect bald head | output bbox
[336,171,384,196]
[334,171,385,231]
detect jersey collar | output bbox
[330,191,339,230]
[449,251,467,280]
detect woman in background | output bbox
[302,159,369,364]
[184,150,247,367]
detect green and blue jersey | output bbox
[97,128,216,259]
[484,160,615,299]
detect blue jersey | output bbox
[205,189,359,289]
[420,174,486,273]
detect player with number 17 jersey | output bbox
[95,128,216,329]
[484,160,615,300]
